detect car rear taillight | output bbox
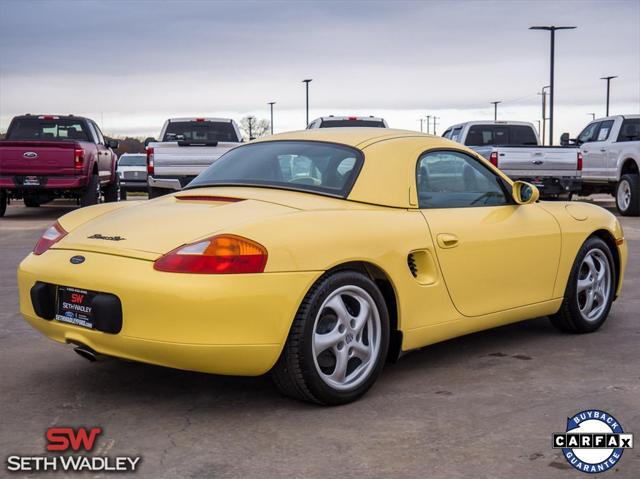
[74,147,84,170]
[577,152,583,171]
[195,118,205,122]
[348,116,358,121]
[34,222,67,255]
[147,147,154,175]
[154,234,268,274]
[489,151,499,167]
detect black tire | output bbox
[550,237,616,334]
[0,190,6,217]
[272,270,390,405]
[80,174,101,207]
[148,186,167,199]
[120,188,128,201]
[104,175,121,203]
[24,197,41,207]
[615,174,640,216]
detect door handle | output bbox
[532,160,544,165]
[583,149,589,153]
[437,233,459,249]
[600,149,606,152]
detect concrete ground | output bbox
[1,197,639,478]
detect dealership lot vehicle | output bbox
[562,115,640,216]
[117,153,147,199]
[17,128,626,405]
[307,115,388,128]
[145,117,242,198]
[443,121,581,197]
[0,115,120,217]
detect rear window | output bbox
[6,117,90,141]
[617,119,640,142]
[320,119,385,128]
[118,155,146,166]
[163,121,240,143]
[188,140,363,198]
[465,125,538,146]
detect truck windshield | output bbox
[118,155,146,166]
[320,119,385,128]
[465,125,538,146]
[163,121,239,143]
[6,118,90,141]
[187,140,363,198]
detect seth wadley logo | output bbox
[6,427,141,473]
[553,409,634,473]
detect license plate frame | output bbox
[23,175,41,186]
[55,286,97,330]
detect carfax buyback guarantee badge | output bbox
[552,409,634,473]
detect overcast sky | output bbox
[0,0,638,141]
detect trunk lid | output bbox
[0,141,78,175]
[55,191,299,258]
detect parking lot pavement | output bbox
[1,199,639,479]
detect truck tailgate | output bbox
[153,142,238,176]
[0,141,77,175]
[496,147,579,176]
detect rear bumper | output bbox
[18,249,320,375]
[503,173,581,196]
[120,180,147,192]
[0,175,87,190]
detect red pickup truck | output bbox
[0,114,120,217]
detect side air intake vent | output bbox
[407,253,418,277]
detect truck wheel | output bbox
[148,187,167,199]
[120,189,128,201]
[0,190,6,217]
[616,174,640,216]
[80,174,101,207]
[104,176,121,203]
[24,197,41,207]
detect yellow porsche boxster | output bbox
[18,129,627,405]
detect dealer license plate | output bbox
[23,176,40,186]
[55,286,96,329]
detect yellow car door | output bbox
[417,149,561,317]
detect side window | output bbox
[450,127,463,143]
[578,122,600,144]
[85,121,99,143]
[91,121,105,144]
[616,119,640,142]
[595,120,614,141]
[442,129,452,139]
[416,150,509,209]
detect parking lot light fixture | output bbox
[587,112,596,121]
[302,79,312,127]
[491,101,501,121]
[529,25,577,145]
[600,76,617,116]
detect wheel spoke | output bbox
[329,348,349,382]
[583,255,597,278]
[325,295,351,322]
[580,289,595,315]
[351,340,370,362]
[352,298,371,333]
[314,329,342,353]
[577,277,591,293]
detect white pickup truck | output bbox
[443,121,581,198]
[145,117,242,198]
[561,115,640,216]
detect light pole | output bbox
[600,76,617,116]
[268,102,275,135]
[419,118,424,133]
[432,116,439,135]
[426,115,431,134]
[530,25,576,145]
[587,112,596,121]
[538,85,550,145]
[247,116,255,140]
[490,101,501,121]
[302,79,312,127]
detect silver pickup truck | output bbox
[145,117,242,198]
[443,121,581,198]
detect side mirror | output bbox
[144,137,156,148]
[107,139,119,149]
[560,133,570,147]
[512,181,539,205]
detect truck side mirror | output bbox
[560,133,570,147]
[144,137,156,148]
[107,139,119,149]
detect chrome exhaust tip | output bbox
[74,345,98,362]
